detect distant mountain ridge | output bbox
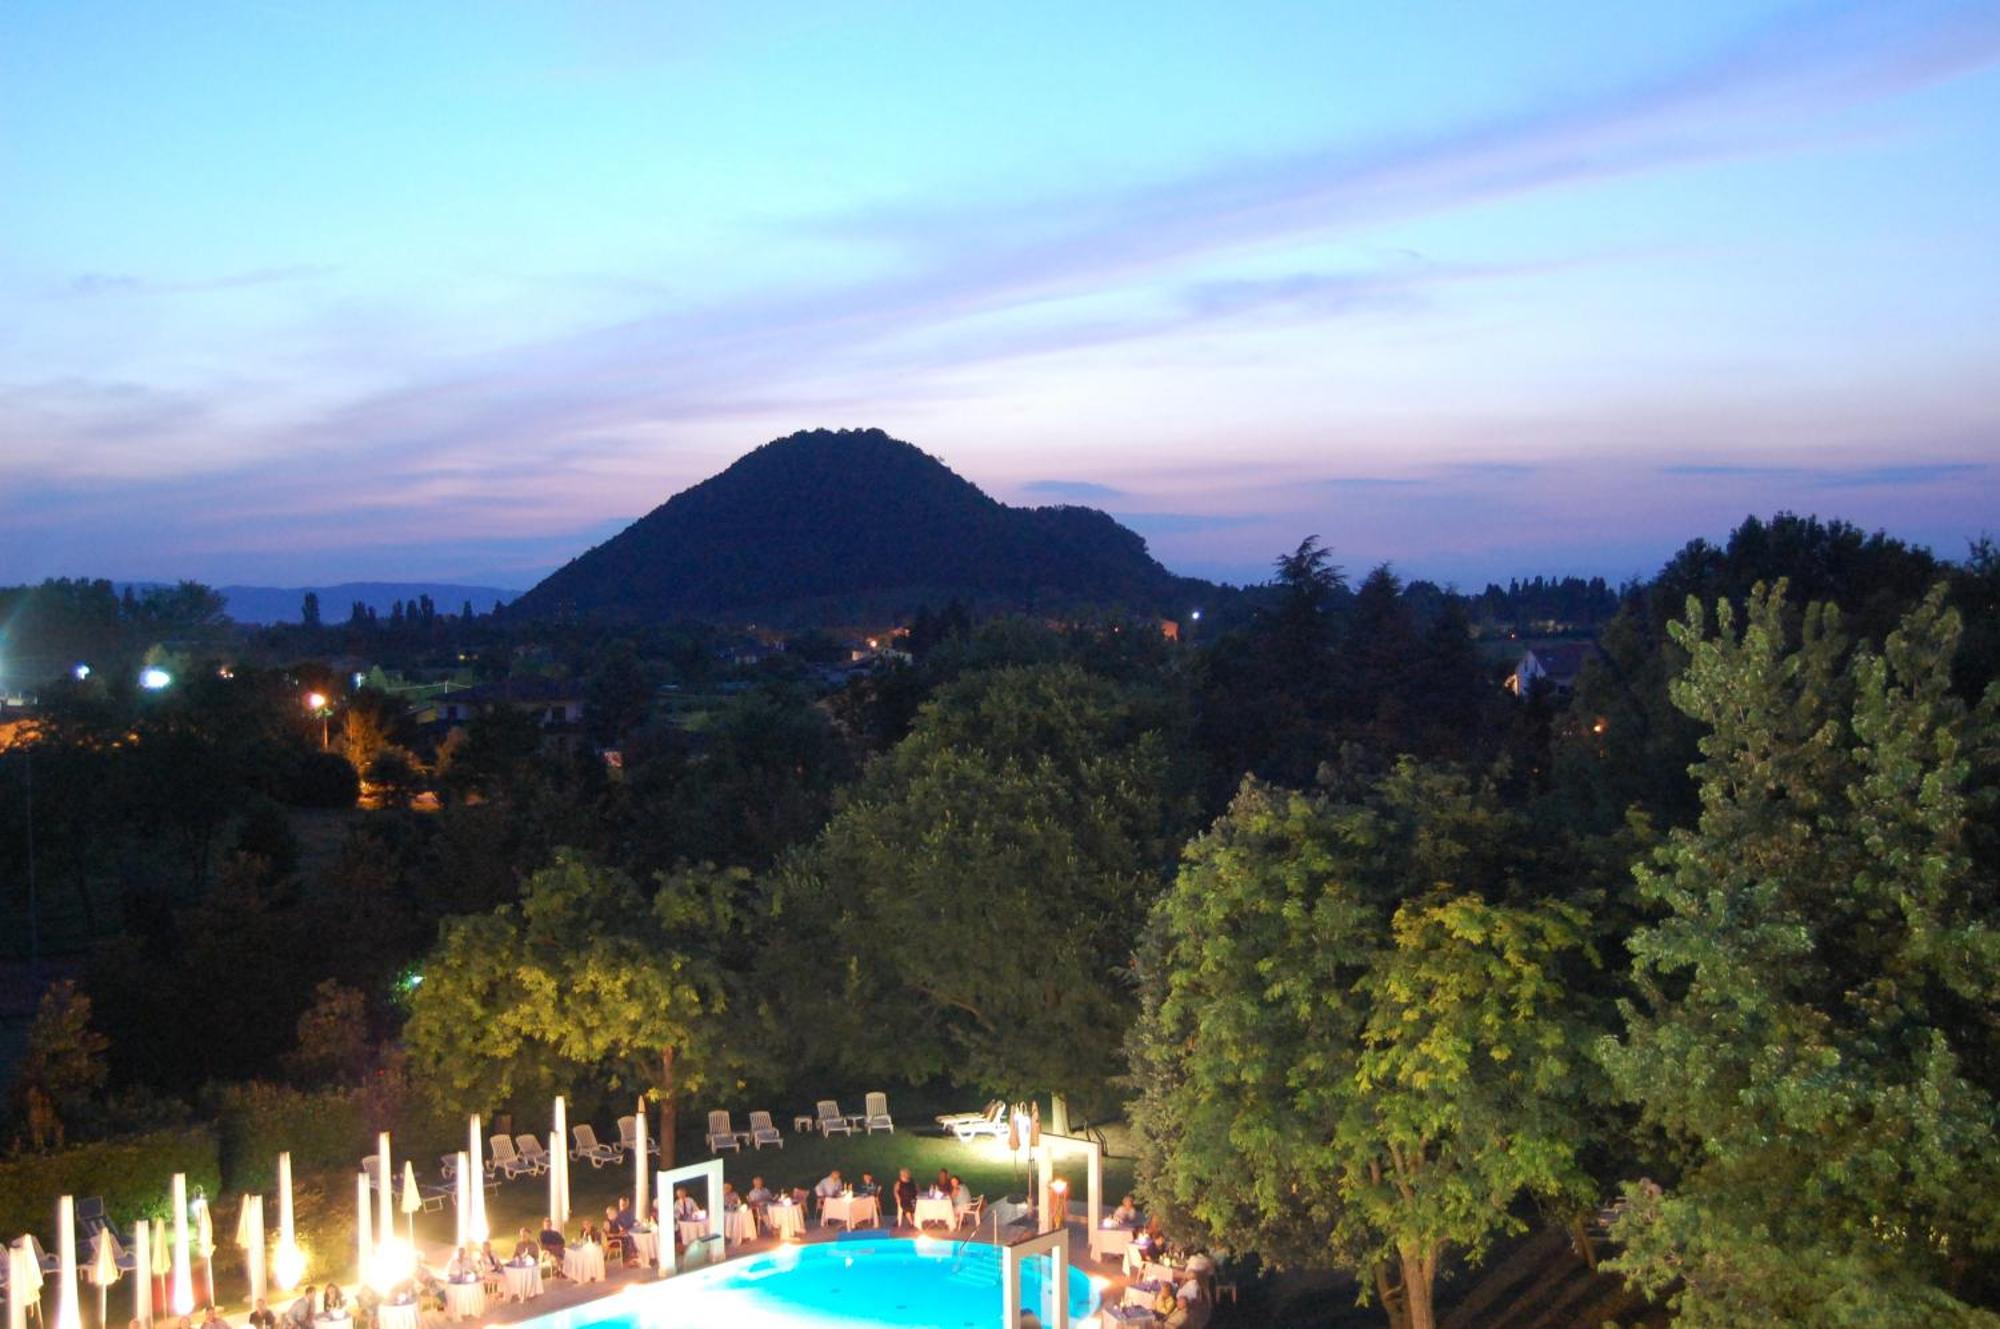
[510,428,1211,626]
[116,581,520,624]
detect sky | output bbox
[2,1,1996,592]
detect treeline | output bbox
[4,513,1997,1326]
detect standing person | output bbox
[893,1168,918,1228]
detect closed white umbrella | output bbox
[354,1173,373,1287]
[273,1153,302,1293]
[169,1176,193,1317]
[148,1220,167,1313]
[130,1219,151,1328]
[193,1195,215,1308]
[632,1102,649,1225]
[466,1119,488,1244]
[399,1162,421,1246]
[452,1154,470,1251]
[552,1098,569,1226]
[375,1135,394,1250]
[54,1196,82,1329]
[547,1132,568,1228]
[89,1227,123,1329]
[235,1195,266,1308]
[7,1238,45,1329]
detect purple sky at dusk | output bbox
[2,2,1996,592]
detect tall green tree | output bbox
[1129,770,1601,1329]
[1599,582,2000,1325]
[766,663,1193,1112]
[404,852,741,1165]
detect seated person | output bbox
[814,1169,845,1205]
[283,1298,314,1329]
[1110,1194,1140,1228]
[511,1227,539,1263]
[201,1306,230,1329]
[578,1219,601,1247]
[600,1206,626,1261]
[538,1216,566,1257]
[745,1177,773,1212]
[934,1168,953,1196]
[1163,1276,1210,1329]
[721,1182,742,1211]
[950,1175,970,1210]
[856,1172,881,1198]
[246,1301,275,1329]
[445,1247,476,1282]
[320,1284,346,1314]
[478,1240,504,1275]
[612,1197,637,1232]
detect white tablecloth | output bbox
[629,1228,660,1266]
[765,1201,804,1239]
[502,1262,543,1301]
[377,1300,419,1329]
[725,1207,757,1244]
[913,1196,957,1229]
[675,1216,709,1246]
[563,1243,606,1284]
[819,1194,879,1229]
[441,1281,485,1319]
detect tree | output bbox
[403,853,735,1167]
[1129,771,1601,1329]
[766,663,1194,1112]
[300,591,321,629]
[583,641,651,746]
[1598,582,2000,1324]
[285,980,372,1086]
[14,980,110,1149]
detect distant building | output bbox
[1508,642,1599,698]
[434,676,585,727]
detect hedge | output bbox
[0,1127,220,1237]
[208,1083,370,1192]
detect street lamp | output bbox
[305,692,330,749]
[139,667,172,690]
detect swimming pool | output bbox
[522,1237,1102,1329]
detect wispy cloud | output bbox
[60,265,335,299]
[1023,479,1130,500]
[1661,461,1986,487]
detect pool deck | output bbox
[470,1218,1127,1326]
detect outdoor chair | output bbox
[814,1099,855,1137]
[571,1123,624,1167]
[489,1134,534,1180]
[746,1110,784,1150]
[513,1135,552,1175]
[959,1196,987,1232]
[949,1101,1008,1142]
[935,1100,1001,1128]
[618,1114,660,1158]
[863,1091,894,1134]
[705,1110,745,1153]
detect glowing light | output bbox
[352,673,366,688]
[1190,609,1202,621]
[140,667,172,690]
[272,1241,307,1293]
[72,663,90,680]
[305,691,328,711]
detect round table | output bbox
[725,1207,757,1245]
[913,1196,957,1229]
[628,1228,660,1266]
[765,1200,805,1240]
[441,1280,485,1320]
[502,1261,543,1302]
[563,1243,606,1284]
[377,1300,419,1329]
[819,1194,880,1229]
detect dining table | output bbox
[501,1259,543,1302]
[912,1195,958,1230]
[628,1227,660,1267]
[563,1242,607,1284]
[725,1206,758,1245]
[675,1213,710,1247]
[764,1198,805,1240]
[376,1300,419,1329]
[819,1193,880,1229]
[441,1279,486,1320]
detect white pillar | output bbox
[55,1195,82,1329]
[170,1175,193,1316]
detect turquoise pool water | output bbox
[522,1237,1101,1329]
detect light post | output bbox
[305,692,330,749]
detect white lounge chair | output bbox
[439,1154,498,1191]
[747,1110,784,1150]
[936,1100,1002,1128]
[619,1114,660,1159]
[815,1099,856,1137]
[705,1110,745,1153]
[489,1133,533,1180]
[514,1135,552,1175]
[572,1123,624,1167]
[950,1101,1008,1142]
[863,1091,894,1134]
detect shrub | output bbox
[208,1082,369,1192]
[0,1126,220,1235]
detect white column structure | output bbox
[653,1159,724,1276]
[1001,1228,1071,1329]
